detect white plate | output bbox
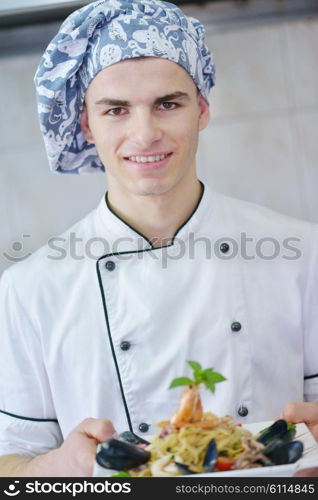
[93,421,318,477]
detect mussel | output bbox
[96,438,151,470]
[174,462,196,475]
[263,439,304,465]
[286,441,304,463]
[203,438,218,472]
[257,419,296,446]
[118,430,150,446]
[174,438,218,475]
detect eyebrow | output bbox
[94,91,190,107]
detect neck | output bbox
[107,179,203,247]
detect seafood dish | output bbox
[95,385,304,477]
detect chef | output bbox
[0,0,318,477]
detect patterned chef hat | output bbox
[35,0,215,174]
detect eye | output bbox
[158,102,179,111]
[104,107,127,116]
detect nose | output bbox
[128,109,163,149]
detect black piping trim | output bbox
[0,409,58,422]
[97,181,206,431]
[173,182,205,241]
[96,263,133,432]
[304,373,318,380]
[106,193,154,248]
[105,181,205,248]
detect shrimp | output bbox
[169,385,220,430]
[170,385,203,428]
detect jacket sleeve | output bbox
[0,269,63,457]
[303,224,318,402]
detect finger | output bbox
[273,413,283,421]
[294,467,318,477]
[75,433,102,474]
[282,402,318,425]
[77,418,116,442]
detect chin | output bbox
[108,176,163,197]
[129,178,172,197]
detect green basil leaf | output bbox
[201,368,214,381]
[169,377,194,388]
[205,380,216,393]
[187,361,202,372]
[205,370,227,384]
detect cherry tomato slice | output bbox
[216,456,236,471]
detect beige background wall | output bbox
[200,14,318,221]
[0,1,317,274]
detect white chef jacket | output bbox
[1,183,318,457]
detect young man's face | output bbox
[81,57,210,198]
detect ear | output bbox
[198,93,210,131]
[80,105,95,143]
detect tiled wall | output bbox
[0,52,107,273]
[198,18,318,221]
[0,11,317,274]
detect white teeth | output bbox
[128,154,168,163]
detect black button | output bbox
[105,260,116,271]
[231,321,242,332]
[238,406,248,417]
[220,242,230,253]
[120,341,131,351]
[138,422,149,433]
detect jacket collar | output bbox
[95,182,214,251]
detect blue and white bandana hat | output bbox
[35,0,215,174]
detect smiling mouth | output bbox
[124,153,172,163]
